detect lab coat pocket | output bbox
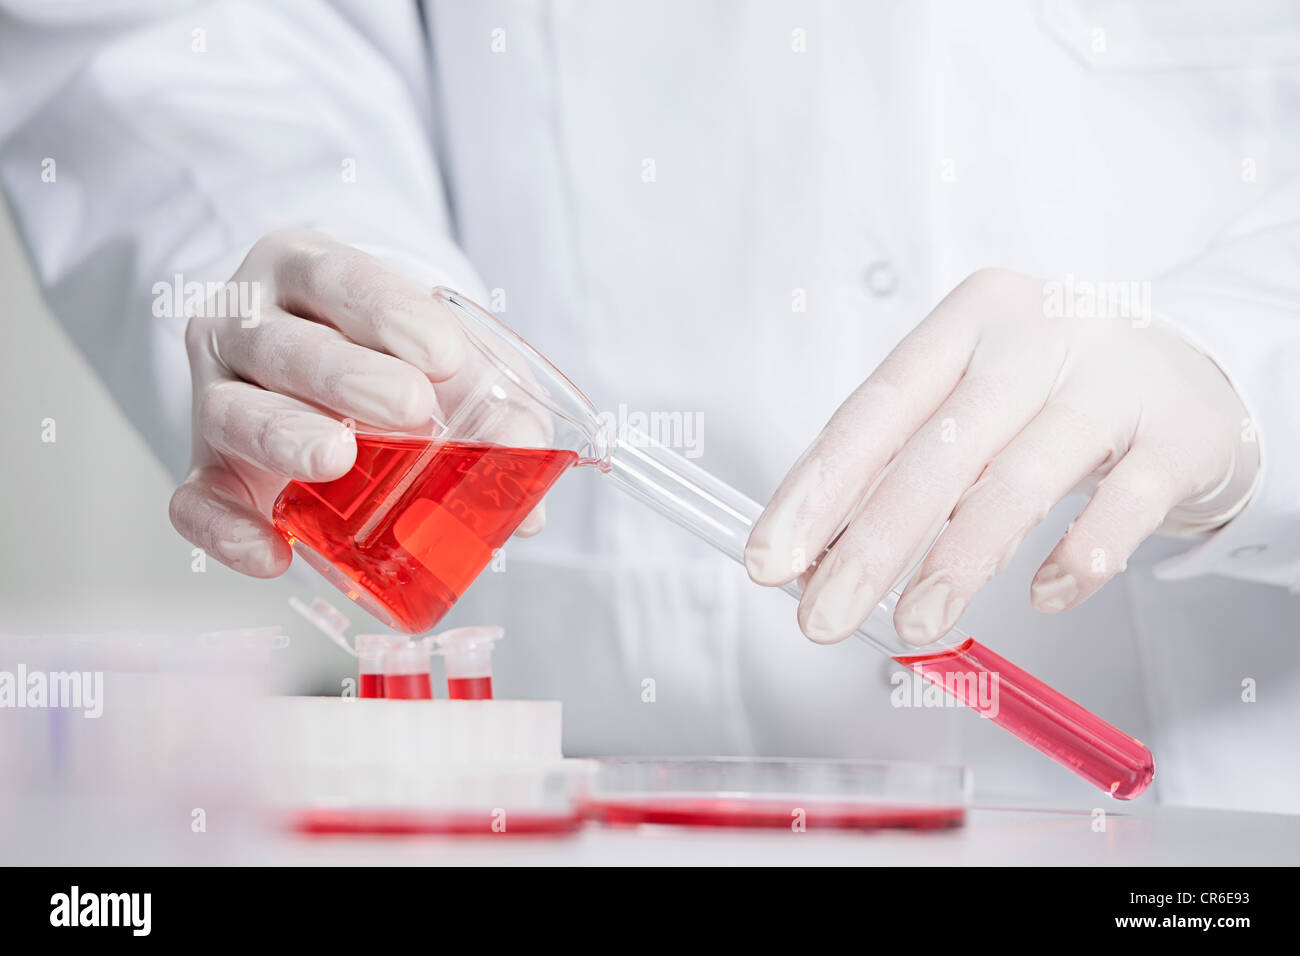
[1041,0,1300,71]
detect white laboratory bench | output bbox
[242,802,1298,866]
[4,776,1297,866]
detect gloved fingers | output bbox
[486,406,558,537]
[212,305,438,432]
[168,465,293,578]
[269,232,466,380]
[468,407,554,537]
[514,501,546,537]
[893,402,1116,645]
[432,392,558,539]
[427,359,557,540]
[794,354,1057,644]
[1031,442,1190,613]
[431,344,557,448]
[198,379,357,482]
[744,299,984,588]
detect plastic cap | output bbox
[289,596,355,656]
[433,626,504,679]
[384,639,435,676]
[354,634,408,673]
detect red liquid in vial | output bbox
[384,673,433,700]
[894,638,1154,799]
[579,798,963,830]
[273,437,577,635]
[447,676,493,700]
[358,674,385,699]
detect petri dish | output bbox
[578,757,970,831]
[288,806,582,837]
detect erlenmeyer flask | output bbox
[272,289,601,635]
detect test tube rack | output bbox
[256,696,579,812]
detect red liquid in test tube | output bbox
[354,633,407,700]
[434,625,503,702]
[894,638,1154,799]
[447,676,493,700]
[383,672,433,700]
[382,639,435,700]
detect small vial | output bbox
[383,639,434,700]
[355,634,406,699]
[434,626,504,700]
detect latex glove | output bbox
[169,229,544,578]
[745,269,1261,646]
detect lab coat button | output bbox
[863,260,899,297]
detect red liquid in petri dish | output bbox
[894,638,1154,799]
[358,674,385,699]
[579,797,963,830]
[291,808,582,836]
[446,676,493,700]
[384,673,433,700]
[273,437,577,635]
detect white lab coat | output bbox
[2,0,1298,811]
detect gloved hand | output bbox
[169,229,544,578]
[745,268,1261,646]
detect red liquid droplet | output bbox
[579,797,963,830]
[358,673,385,699]
[383,673,433,700]
[447,676,493,700]
[894,638,1154,799]
[274,437,577,634]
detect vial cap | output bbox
[384,639,435,675]
[433,626,504,679]
[289,596,355,657]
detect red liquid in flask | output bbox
[273,437,578,635]
[358,674,385,699]
[384,672,433,700]
[447,676,493,700]
[894,638,1154,799]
